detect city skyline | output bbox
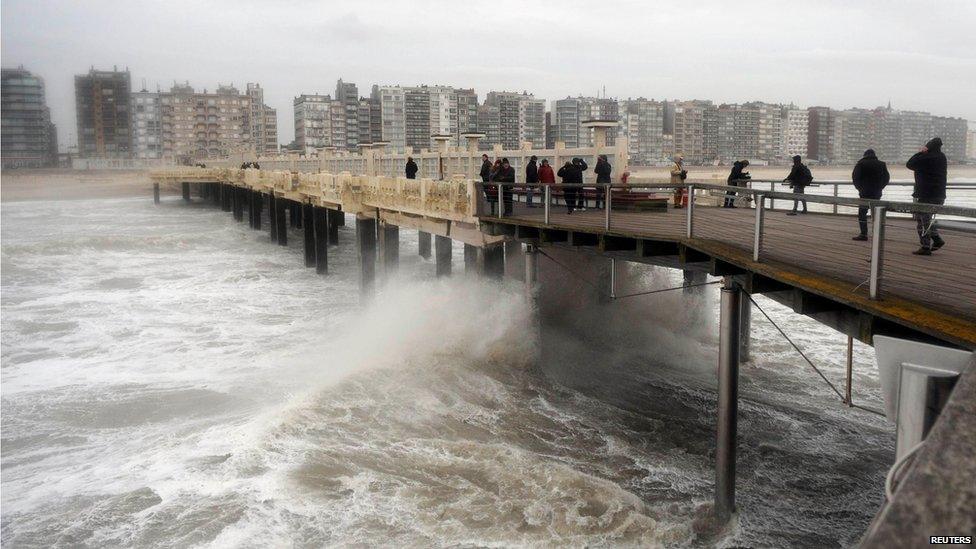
[3,0,975,148]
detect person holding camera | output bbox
[785,155,813,215]
[670,155,687,208]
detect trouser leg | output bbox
[916,212,933,248]
[858,206,869,236]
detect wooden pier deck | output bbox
[487,205,976,348]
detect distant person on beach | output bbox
[525,155,539,207]
[785,155,813,215]
[557,160,580,214]
[594,155,612,209]
[851,149,889,241]
[405,157,418,179]
[572,157,588,211]
[670,155,687,208]
[724,160,750,208]
[906,137,948,255]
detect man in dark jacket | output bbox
[906,137,948,255]
[725,160,750,208]
[525,155,539,207]
[479,154,491,182]
[572,157,589,211]
[594,155,612,209]
[851,149,889,241]
[557,161,579,214]
[496,158,516,215]
[785,155,813,215]
[405,157,418,179]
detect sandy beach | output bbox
[1,169,152,202]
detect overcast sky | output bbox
[3,0,974,147]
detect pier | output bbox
[149,137,976,545]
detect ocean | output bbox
[1,194,894,547]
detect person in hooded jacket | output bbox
[496,158,516,215]
[594,155,612,209]
[405,157,418,179]
[906,137,948,255]
[851,149,889,241]
[572,158,589,210]
[557,161,579,214]
[479,154,491,183]
[785,155,813,215]
[525,155,539,207]
[725,160,750,208]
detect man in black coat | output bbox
[525,155,539,207]
[725,160,750,208]
[594,155,612,209]
[851,149,889,241]
[496,158,516,215]
[479,154,491,182]
[906,137,948,255]
[785,155,813,215]
[557,161,579,214]
[405,157,419,179]
[572,157,589,210]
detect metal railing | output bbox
[476,180,976,304]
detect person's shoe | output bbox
[787,211,798,216]
[567,209,573,214]
[852,234,868,241]
[912,247,932,256]
[932,239,946,250]
[800,210,808,214]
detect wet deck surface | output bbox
[492,202,976,342]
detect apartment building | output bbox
[294,94,333,153]
[159,83,251,161]
[247,83,278,155]
[131,89,162,159]
[1,66,58,168]
[671,100,716,165]
[75,67,132,158]
[553,96,619,148]
[930,116,968,161]
[783,107,809,159]
[618,98,666,165]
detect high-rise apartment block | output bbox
[2,67,58,168]
[247,83,279,155]
[159,83,252,160]
[75,67,132,158]
[619,98,665,165]
[485,91,544,149]
[553,96,619,148]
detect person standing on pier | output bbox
[670,155,687,208]
[573,157,589,211]
[480,154,491,183]
[525,155,539,208]
[405,157,418,179]
[785,155,813,215]
[558,160,579,214]
[906,137,948,255]
[724,160,750,208]
[851,149,889,241]
[496,158,516,216]
[538,158,556,204]
[594,155,612,209]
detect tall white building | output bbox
[485,91,545,149]
[132,89,162,159]
[427,86,458,144]
[247,83,278,155]
[553,96,619,148]
[375,86,405,151]
[783,107,809,159]
[294,94,333,153]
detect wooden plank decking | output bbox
[492,203,976,347]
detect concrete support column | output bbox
[464,244,479,273]
[269,194,278,242]
[379,222,399,280]
[182,182,191,202]
[504,240,524,281]
[418,231,432,259]
[327,209,340,244]
[524,244,539,299]
[356,217,377,302]
[221,184,232,212]
[683,269,707,294]
[252,191,262,230]
[481,245,505,279]
[303,203,316,267]
[715,279,742,525]
[211,183,220,206]
[232,187,244,222]
[153,183,160,204]
[275,197,288,246]
[739,294,752,362]
[435,235,452,277]
[313,207,328,274]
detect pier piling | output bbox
[739,295,752,362]
[327,209,340,244]
[504,240,524,281]
[303,203,316,267]
[153,183,160,204]
[268,194,278,242]
[435,235,452,277]
[482,245,505,279]
[419,231,432,259]
[252,192,262,230]
[275,197,288,246]
[356,217,377,301]
[715,279,742,524]
[524,244,539,298]
[313,207,328,274]
[221,184,232,212]
[232,188,243,221]
[182,182,190,202]
[379,222,399,280]
[464,244,478,273]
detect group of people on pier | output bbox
[405,135,952,256]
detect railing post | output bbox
[869,206,886,299]
[832,183,839,214]
[686,184,695,238]
[604,184,612,230]
[769,182,775,210]
[753,194,765,262]
[544,185,551,224]
[497,182,504,217]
